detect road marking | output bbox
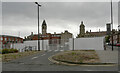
[20,63,24,64]
[85,70,93,71]
[60,50,64,51]
[55,50,58,52]
[31,56,38,60]
[41,54,46,56]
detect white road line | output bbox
[55,50,58,52]
[20,63,24,64]
[31,56,38,60]
[85,70,93,71]
[41,54,46,56]
[60,50,64,51]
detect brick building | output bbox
[109,30,120,44]
[85,31,106,37]
[0,35,23,49]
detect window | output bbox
[5,38,7,41]
[1,37,3,41]
[9,38,11,41]
[16,38,17,41]
[19,40,21,43]
[12,38,14,41]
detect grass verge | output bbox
[52,50,100,64]
[2,51,43,62]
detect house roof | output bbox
[0,35,23,39]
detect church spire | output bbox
[42,20,47,26]
[81,21,83,24]
[80,21,85,35]
[42,20,47,34]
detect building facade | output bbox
[77,21,107,38]
[0,35,23,49]
[61,30,73,45]
[24,20,73,45]
[109,29,120,44]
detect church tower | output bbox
[80,21,85,35]
[42,20,47,34]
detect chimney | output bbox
[54,32,56,34]
[90,30,91,32]
[31,32,33,35]
[24,36,26,39]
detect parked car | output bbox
[116,43,120,47]
[106,43,111,45]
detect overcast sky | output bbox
[2,2,118,38]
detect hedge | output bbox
[2,48,18,54]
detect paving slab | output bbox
[96,50,118,63]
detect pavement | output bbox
[0,62,2,73]
[96,49,118,63]
[1,45,119,71]
[96,45,118,64]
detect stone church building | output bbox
[77,21,107,38]
[24,20,73,45]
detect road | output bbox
[2,49,118,71]
[2,45,119,71]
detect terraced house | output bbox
[0,35,23,49]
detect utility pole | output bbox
[118,25,120,43]
[35,2,41,51]
[73,38,74,51]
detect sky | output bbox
[1,1,119,38]
[0,1,1,35]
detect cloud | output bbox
[0,1,2,35]
[2,2,118,38]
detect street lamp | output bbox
[35,2,41,51]
[110,0,114,51]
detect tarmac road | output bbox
[2,45,119,71]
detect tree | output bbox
[105,35,110,43]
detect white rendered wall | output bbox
[69,37,105,50]
[41,40,49,50]
[14,40,49,52]
[13,43,25,52]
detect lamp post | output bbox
[110,0,114,51]
[35,2,41,51]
